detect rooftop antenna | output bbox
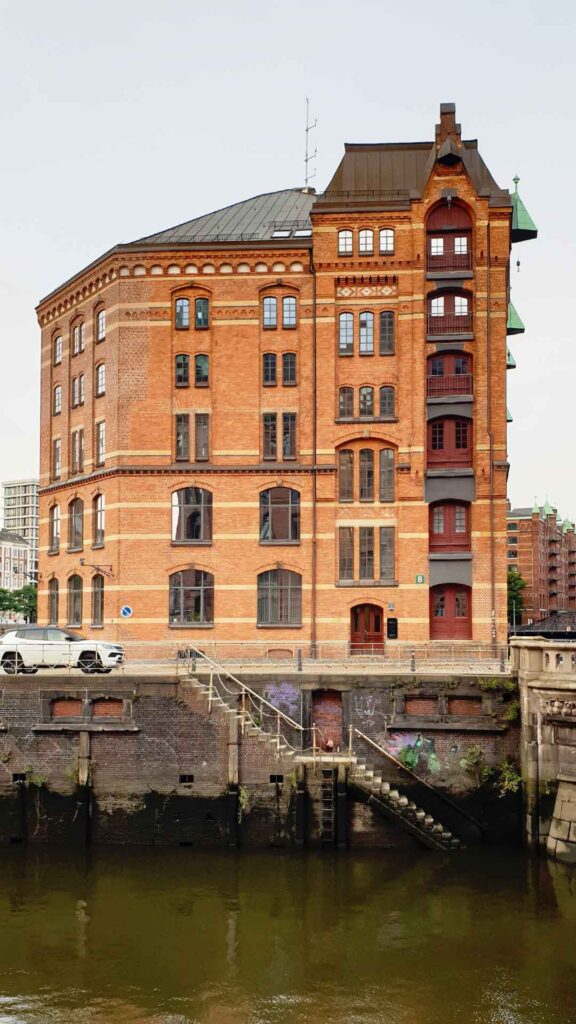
[304,97,317,193]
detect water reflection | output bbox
[0,848,572,1023]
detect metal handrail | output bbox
[353,728,486,834]
[186,645,304,733]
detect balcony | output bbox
[427,313,473,338]
[427,251,472,274]
[427,374,473,398]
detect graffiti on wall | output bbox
[264,682,301,722]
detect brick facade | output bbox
[507,504,576,623]
[36,104,529,650]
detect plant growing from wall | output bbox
[237,785,250,822]
[483,758,522,797]
[459,744,485,787]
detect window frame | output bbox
[379,312,395,355]
[169,568,214,626]
[95,363,106,397]
[68,498,84,552]
[53,336,63,366]
[263,352,277,386]
[172,487,213,545]
[282,296,297,329]
[257,568,302,627]
[379,386,395,418]
[359,229,374,255]
[93,494,105,548]
[338,449,354,502]
[95,421,106,467]
[96,309,106,343]
[262,296,278,330]
[379,228,395,255]
[338,312,354,356]
[175,297,190,330]
[282,352,297,386]
[49,505,60,555]
[48,579,59,625]
[359,449,375,501]
[359,311,374,355]
[91,574,104,626]
[53,385,62,416]
[338,387,354,419]
[259,487,300,545]
[195,297,210,330]
[194,353,209,388]
[195,413,210,461]
[359,385,374,417]
[338,229,353,255]
[67,575,83,627]
[175,353,190,387]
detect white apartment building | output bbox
[0,530,31,621]
[2,479,39,575]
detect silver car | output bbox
[0,626,124,674]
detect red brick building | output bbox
[507,503,576,624]
[36,103,536,652]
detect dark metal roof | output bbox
[314,140,511,211]
[0,529,28,546]
[129,188,316,246]
[512,611,576,638]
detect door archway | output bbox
[350,603,384,653]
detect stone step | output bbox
[388,790,400,802]
[397,795,409,808]
[381,782,391,794]
[423,815,434,827]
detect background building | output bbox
[507,503,576,624]
[2,479,39,576]
[36,103,536,650]
[0,529,31,621]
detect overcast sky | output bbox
[0,0,574,515]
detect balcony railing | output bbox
[427,313,473,336]
[427,374,473,398]
[427,252,472,273]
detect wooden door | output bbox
[350,603,384,653]
[430,585,472,639]
[427,417,472,468]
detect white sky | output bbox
[0,0,574,515]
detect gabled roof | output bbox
[128,188,316,247]
[0,530,28,546]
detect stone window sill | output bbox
[336,580,398,588]
[257,623,303,630]
[169,623,214,630]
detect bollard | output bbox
[296,648,303,672]
[410,649,416,673]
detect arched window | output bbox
[257,569,302,625]
[67,575,83,626]
[195,297,209,329]
[48,579,59,625]
[338,387,353,418]
[282,352,297,385]
[359,311,374,354]
[175,353,190,387]
[195,354,209,386]
[72,323,84,355]
[263,353,277,385]
[359,386,374,417]
[429,501,470,551]
[175,298,190,329]
[92,574,104,626]
[359,229,374,254]
[169,569,214,625]
[338,230,353,255]
[68,499,84,551]
[53,336,62,366]
[259,487,300,543]
[427,417,472,468]
[379,386,395,417]
[359,449,374,501]
[49,505,61,554]
[379,312,395,355]
[282,296,297,328]
[93,494,105,547]
[379,229,394,254]
[426,353,472,397]
[172,488,213,543]
[262,296,277,329]
[339,312,353,355]
[427,202,472,272]
[95,363,106,397]
[379,448,395,502]
[427,291,472,335]
[339,450,354,501]
[53,385,62,415]
[96,309,106,342]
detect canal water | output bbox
[0,847,573,1024]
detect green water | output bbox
[0,847,573,1023]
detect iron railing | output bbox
[427,252,472,272]
[427,313,473,335]
[426,373,473,398]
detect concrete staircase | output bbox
[349,759,462,851]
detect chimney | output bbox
[435,102,461,147]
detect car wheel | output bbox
[2,654,24,675]
[78,652,103,674]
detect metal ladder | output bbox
[320,769,337,846]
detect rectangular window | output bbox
[71,429,84,475]
[430,237,444,256]
[95,422,105,466]
[379,229,394,254]
[282,413,297,459]
[195,414,209,461]
[53,336,62,365]
[79,374,84,405]
[359,527,374,580]
[282,296,297,328]
[263,353,277,385]
[282,352,297,386]
[72,378,79,408]
[195,298,209,329]
[359,450,374,501]
[53,387,62,415]
[338,230,353,255]
[359,312,374,354]
[338,527,354,581]
[96,309,106,341]
[454,236,468,254]
[175,298,190,330]
[379,527,395,580]
[359,230,373,254]
[431,422,444,450]
[454,506,467,533]
[433,507,444,533]
[175,414,190,460]
[339,450,353,501]
[96,364,106,396]
[175,354,190,387]
[430,297,444,317]
[454,296,468,317]
[455,420,469,449]
[263,413,277,459]
[195,354,209,387]
[263,296,277,329]
[52,438,61,480]
[379,312,394,355]
[339,313,354,355]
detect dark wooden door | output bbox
[430,585,472,639]
[350,603,384,653]
[311,690,343,750]
[427,417,472,468]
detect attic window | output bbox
[272,230,291,238]
[294,228,312,237]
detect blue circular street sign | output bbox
[120,605,133,619]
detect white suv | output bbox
[0,627,124,675]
